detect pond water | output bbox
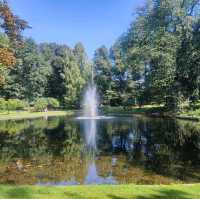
[0,115,199,185]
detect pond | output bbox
[0,115,199,185]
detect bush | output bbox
[34,98,60,112]
[0,98,7,111]
[34,98,48,112]
[47,98,60,109]
[7,99,26,111]
[0,98,26,111]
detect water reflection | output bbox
[0,116,199,185]
[84,161,117,184]
[84,119,96,149]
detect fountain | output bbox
[83,85,98,119]
[76,85,113,120]
[76,69,113,147]
[82,84,98,148]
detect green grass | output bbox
[0,110,73,120]
[178,109,200,120]
[102,105,200,121]
[102,105,166,115]
[0,184,199,199]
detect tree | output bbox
[0,33,16,86]
[73,42,92,82]
[94,46,112,105]
[110,38,139,107]
[63,53,85,107]
[113,0,200,110]
[48,45,85,107]
[0,0,28,87]
[175,1,200,104]
[2,39,50,101]
[0,0,29,46]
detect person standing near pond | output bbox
[16,159,23,171]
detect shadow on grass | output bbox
[108,189,194,199]
[2,188,86,199]
[0,187,197,199]
[64,192,86,199]
[107,195,126,199]
[3,187,33,199]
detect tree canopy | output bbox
[0,0,200,111]
[93,0,200,110]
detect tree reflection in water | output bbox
[0,115,199,185]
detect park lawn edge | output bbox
[0,110,74,121]
[0,184,199,199]
[102,105,200,121]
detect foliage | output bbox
[47,44,86,108]
[0,0,28,86]
[0,34,16,86]
[0,0,29,46]
[7,99,26,111]
[0,98,26,111]
[93,46,112,104]
[98,0,200,111]
[0,97,6,110]
[47,97,60,109]
[1,39,88,108]
[34,98,48,112]
[0,38,89,108]
[73,42,92,81]
[34,97,60,111]
[0,0,200,112]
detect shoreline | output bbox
[102,106,200,122]
[0,108,200,122]
[0,110,74,121]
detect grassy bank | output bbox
[177,109,200,121]
[0,110,73,121]
[0,184,199,199]
[102,105,200,121]
[102,105,166,115]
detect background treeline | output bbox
[0,38,91,108]
[0,37,91,109]
[0,0,200,111]
[0,0,91,110]
[94,0,200,111]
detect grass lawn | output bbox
[0,184,199,199]
[102,105,166,115]
[0,110,73,120]
[102,105,200,121]
[177,109,200,121]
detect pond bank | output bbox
[0,110,73,121]
[0,184,199,199]
[102,106,200,122]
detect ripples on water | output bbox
[0,115,199,185]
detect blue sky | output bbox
[9,0,145,57]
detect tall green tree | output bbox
[94,46,112,105]
[0,0,28,87]
[73,42,92,81]
[48,45,85,107]
[2,39,50,101]
[114,0,200,110]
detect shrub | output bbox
[0,98,7,111]
[47,98,60,109]
[34,98,60,111]
[0,99,27,111]
[7,99,26,111]
[34,98,48,112]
